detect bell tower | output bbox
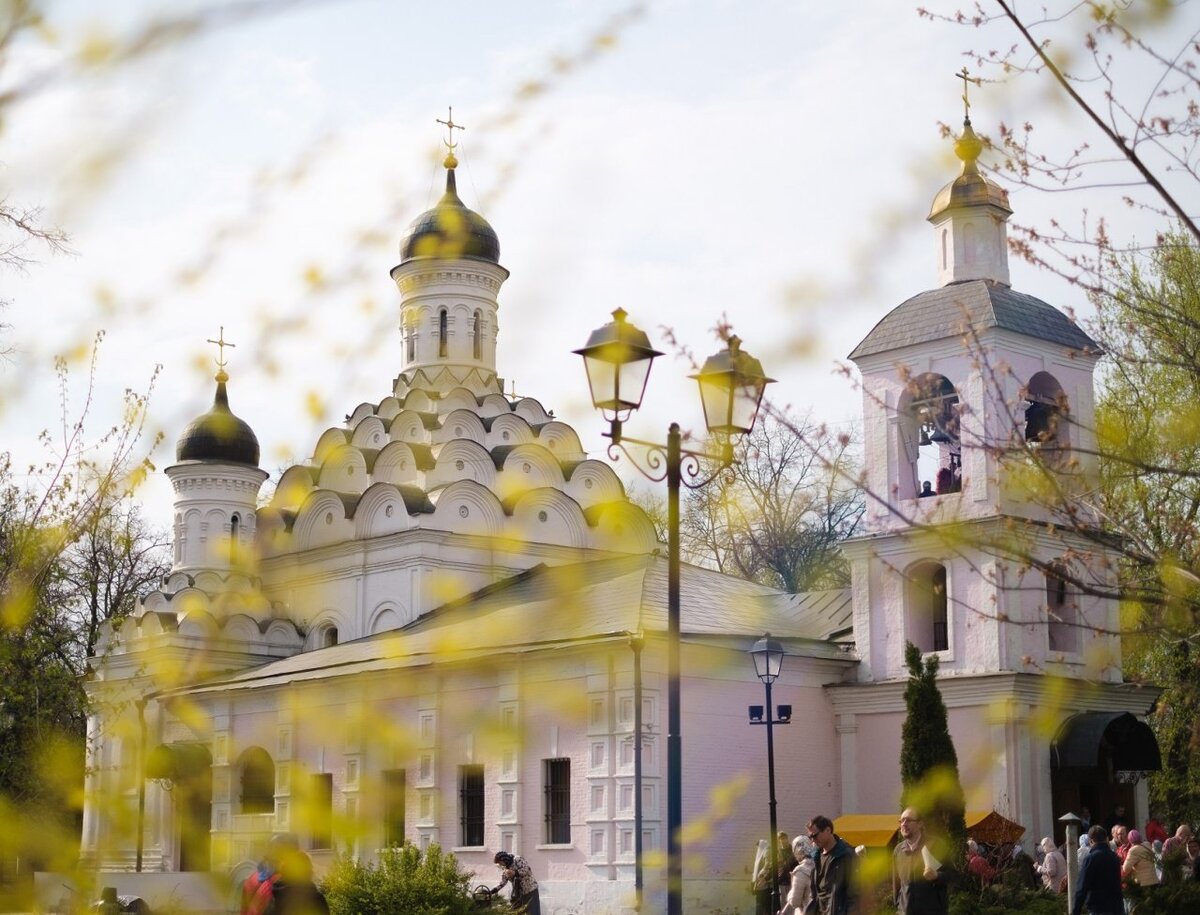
[843,112,1117,684]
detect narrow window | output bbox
[473,310,482,360]
[906,562,949,654]
[310,773,333,850]
[407,324,416,362]
[230,513,240,563]
[239,747,275,815]
[439,309,448,358]
[321,625,338,648]
[459,764,485,846]
[544,758,571,844]
[1047,567,1080,654]
[941,228,948,270]
[383,769,406,846]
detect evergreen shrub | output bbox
[322,842,500,915]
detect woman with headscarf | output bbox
[780,835,816,915]
[1036,837,1066,893]
[752,839,772,915]
[1121,829,1160,888]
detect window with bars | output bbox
[459,764,485,847]
[383,769,405,847]
[544,758,571,844]
[438,309,448,358]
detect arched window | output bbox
[941,229,948,270]
[1046,564,1080,654]
[902,373,962,499]
[473,310,482,360]
[906,561,949,653]
[1023,372,1069,452]
[321,625,338,648]
[438,309,448,358]
[238,747,275,814]
[230,513,240,563]
[407,323,416,362]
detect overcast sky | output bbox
[1,0,1186,519]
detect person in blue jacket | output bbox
[1072,825,1123,915]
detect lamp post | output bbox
[576,309,773,915]
[749,634,790,915]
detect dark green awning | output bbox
[1051,712,1161,771]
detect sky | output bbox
[0,0,1189,521]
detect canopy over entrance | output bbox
[834,810,1024,848]
[1051,712,1161,773]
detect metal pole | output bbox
[765,679,780,914]
[632,633,645,911]
[667,423,682,915]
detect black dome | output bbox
[176,379,260,466]
[399,167,499,264]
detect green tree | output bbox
[901,641,967,865]
[1093,233,1200,827]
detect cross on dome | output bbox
[206,326,236,382]
[436,106,465,169]
[956,67,978,124]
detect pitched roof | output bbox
[179,555,850,693]
[849,280,1100,361]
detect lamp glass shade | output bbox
[691,336,773,436]
[750,634,785,683]
[574,308,662,421]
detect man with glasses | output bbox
[893,808,947,915]
[807,815,857,915]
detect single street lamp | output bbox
[576,308,773,914]
[749,634,791,915]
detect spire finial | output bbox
[956,67,976,124]
[206,326,236,383]
[436,106,465,169]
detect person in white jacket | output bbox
[1036,836,1067,893]
[779,835,816,915]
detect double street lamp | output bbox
[576,309,773,914]
[749,634,791,915]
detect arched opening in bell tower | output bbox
[901,373,962,499]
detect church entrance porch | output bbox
[1050,711,1161,842]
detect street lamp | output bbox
[749,633,790,915]
[576,309,773,915]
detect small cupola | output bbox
[928,116,1013,287]
[398,150,500,265]
[176,336,260,467]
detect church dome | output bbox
[928,119,1011,220]
[399,156,500,265]
[176,373,261,467]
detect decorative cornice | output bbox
[826,671,1159,718]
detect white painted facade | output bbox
[79,128,1158,914]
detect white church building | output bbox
[78,116,1161,913]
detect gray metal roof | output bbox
[849,280,1100,361]
[180,555,851,693]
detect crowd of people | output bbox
[752,808,943,915]
[751,807,1200,915]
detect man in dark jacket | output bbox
[1072,825,1123,915]
[893,808,947,915]
[808,815,857,915]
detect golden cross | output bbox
[436,106,465,151]
[956,67,976,121]
[206,326,236,371]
